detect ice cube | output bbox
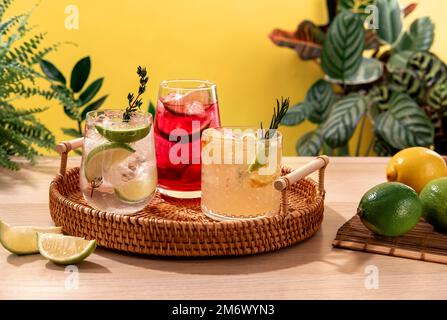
[184,101,205,115]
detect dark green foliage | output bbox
[0,0,57,170]
[147,101,156,119]
[272,0,441,156]
[40,57,107,137]
[321,11,365,80]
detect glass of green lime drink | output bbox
[79,109,157,214]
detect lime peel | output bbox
[95,124,151,143]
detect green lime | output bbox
[0,220,62,255]
[38,233,97,265]
[114,178,157,203]
[84,142,135,182]
[357,182,422,237]
[420,177,447,233]
[95,124,151,143]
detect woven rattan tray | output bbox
[49,138,329,257]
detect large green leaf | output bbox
[407,52,447,87]
[326,57,383,85]
[393,17,434,52]
[322,94,367,148]
[70,56,91,93]
[39,59,66,84]
[296,130,322,156]
[280,102,312,126]
[374,93,434,149]
[376,0,403,45]
[427,82,447,111]
[81,95,108,120]
[305,80,336,124]
[79,78,103,106]
[386,51,413,73]
[321,10,364,80]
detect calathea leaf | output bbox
[71,56,91,93]
[326,57,383,85]
[368,85,390,105]
[296,130,322,156]
[390,69,422,98]
[427,82,447,111]
[374,93,434,149]
[269,20,324,60]
[305,79,336,124]
[39,59,66,84]
[374,136,397,156]
[322,94,367,148]
[393,17,434,52]
[403,3,418,18]
[321,10,365,80]
[407,52,447,87]
[376,0,403,45]
[280,102,312,126]
[386,51,413,73]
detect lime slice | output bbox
[248,171,278,188]
[38,233,97,265]
[114,178,157,203]
[95,124,151,143]
[0,220,62,255]
[84,142,135,182]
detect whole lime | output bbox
[357,182,422,237]
[420,177,447,233]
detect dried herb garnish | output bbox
[123,66,149,122]
[261,97,290,139]
[90,177,103,198]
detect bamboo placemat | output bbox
[333,215,447,264]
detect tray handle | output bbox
[274,156,329,215]
[55,138,84,175]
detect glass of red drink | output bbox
[155,80,220,199]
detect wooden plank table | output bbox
[0,157,446,300]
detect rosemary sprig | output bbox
[262,97,290,139]
[123,66,149,122]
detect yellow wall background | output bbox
[10,0,447,155]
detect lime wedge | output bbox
[0,220,62,255]
[248,171,278,188]
[38,233,97,265]
[95,124,151,143]
[115,178,157,203]
[84,142,135,182]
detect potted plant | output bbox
[270,0,446,156]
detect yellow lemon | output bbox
[386,147,447,193]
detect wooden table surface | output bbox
[1,156,446,300]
